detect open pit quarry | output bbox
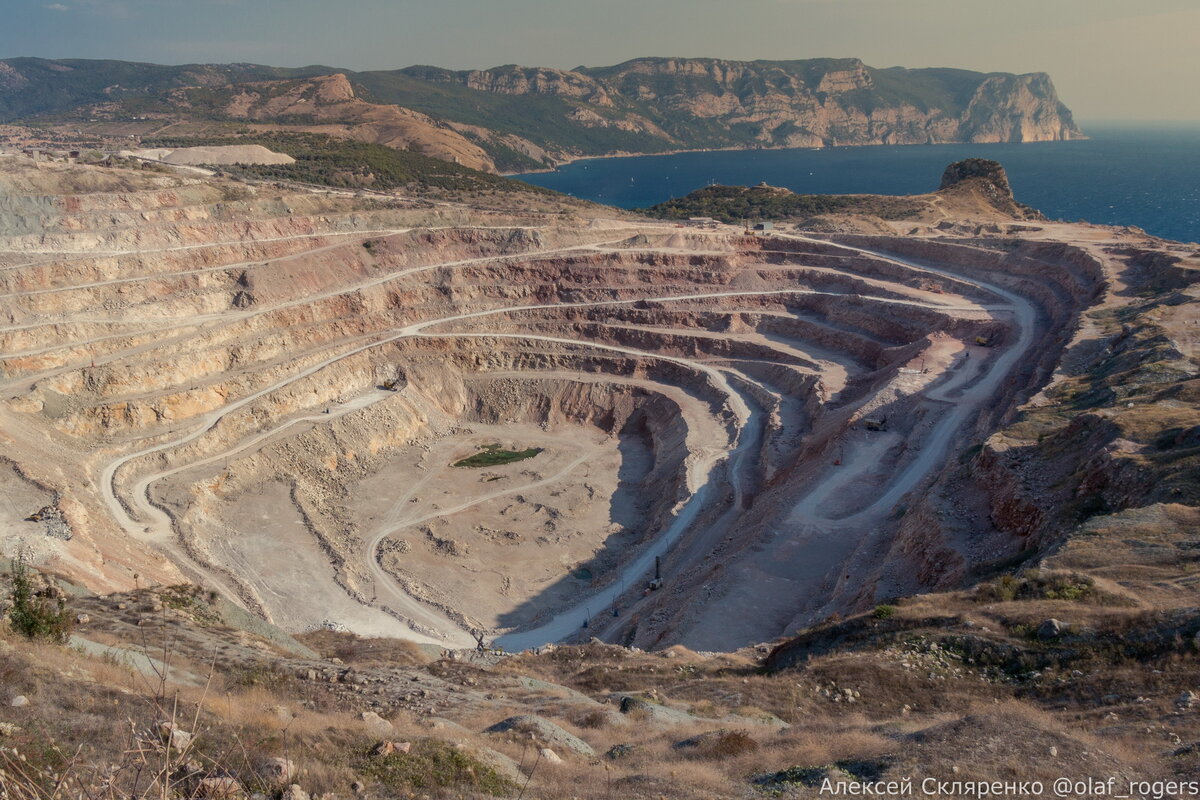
[1,154,1187,656]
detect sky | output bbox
[4,0,1200,121]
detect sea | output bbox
[515,123,1200,244]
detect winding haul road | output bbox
[579,235,1037,649]
[787,236,1036,525]
[10,215,1034,649]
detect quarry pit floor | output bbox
[0,159,1132,651]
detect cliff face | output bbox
[0,56,1083,173]
[959,73,1081,143]
[461,65,614,106]
[446,57,1083,149]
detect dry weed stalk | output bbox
[1,589,296,800]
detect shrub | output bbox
[675,729,760,760]
[159,584,221,624]
[574,708,612,729]
[640,184,927,223]
[973,572,1129,605]
[360,739,516,796]
[7,553,72,643]
[873,604,898,620]
[699,730,759,759]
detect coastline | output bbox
[502,144,796,176]
[502,134,1090,177]
[501,127,1199,243]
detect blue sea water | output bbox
[515,123,1200,244]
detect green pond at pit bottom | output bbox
[451,444,544,469]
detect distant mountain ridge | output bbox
[0,56,1083,172]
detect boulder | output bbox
[484,714,595,757]
[158,721,194,751]
[360,711,394,737]
[370,741,411,758]
[257,757,296,785]
[673,729,732,750]
[452,742,524,783]
[268,706,294,723]
[423,717,472,734]
[1037,619,1065,641]
[617,695,695,725]
[196,776,242,799]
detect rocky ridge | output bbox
[0,56,1083,172]
[399,57,1083,157]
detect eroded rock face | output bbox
[0,56,1082,174]
[6,155,1174,655]
[443,57,1083,149]
[938,158,1045,219]
[0,61,29,91]
[959,73,1081,143]
[940,159,1013,195]
[462,66,613,106]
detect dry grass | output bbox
[885,700,1158,787]
[2,614,1195,800]
[295,630,432,668]
[0,620,417,800]
[1112,403,1200,444]
[5,525,1200,800]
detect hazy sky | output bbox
[5,0,1199,121]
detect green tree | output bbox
[7,552,71,643]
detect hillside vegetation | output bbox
[143,133,555,194]
[641,184,928,223]
[1,56,1083,173]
